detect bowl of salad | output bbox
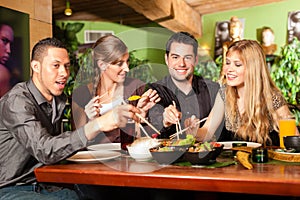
[182,141,224,165]
[150,135,195,165]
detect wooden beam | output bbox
[119,0,173,21]
[119,0,202,38]
[186,0,286,15]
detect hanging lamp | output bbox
[64,0,72,16]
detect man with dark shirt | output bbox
[0,37,140,199]
[148,32,223,139]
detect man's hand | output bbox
[184,115,200,136]
[85,104,141,141]
[97,104,141,132]
[162,104,181,127]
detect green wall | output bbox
[199,0,300,58]
[56,21,172,65]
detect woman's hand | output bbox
[184,115,200,137]
[136,89,161,117]
[84,96,102,120]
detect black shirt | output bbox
[148,75,222,138]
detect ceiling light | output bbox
[64,0,72,16]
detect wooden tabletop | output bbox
[34,154,300,197]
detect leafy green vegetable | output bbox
[177,135,195,146]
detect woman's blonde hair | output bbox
[225,39,282,144]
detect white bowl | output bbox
[127,145,152,161]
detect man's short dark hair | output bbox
[165,32,198,56]
[31,37,67,62]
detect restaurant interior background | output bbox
[1,0,299,128]
[0,0,299,77]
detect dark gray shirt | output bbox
[0,79,88,188]
[148,75,223,138]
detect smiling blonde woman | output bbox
[188,40,296,146]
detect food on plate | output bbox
[236,151,253,169]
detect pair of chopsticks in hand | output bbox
[122,99,161,138]
[169,117,208,140]
[172,101,182,140]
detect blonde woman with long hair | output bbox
[187,39,296,146]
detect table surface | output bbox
[34,151,300,197]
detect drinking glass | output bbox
[120,119,136,151]
[279,116,296,148]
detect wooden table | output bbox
[34,153,300,197]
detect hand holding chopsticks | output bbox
[122,99,161,136]
[169,117,208,140]
[172,101,182,140]
[135,112,161,136]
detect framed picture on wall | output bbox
[214,20,230,59]
[0,6,30,97]
[287,10,300,43]
[214,17,245,60]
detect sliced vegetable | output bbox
[128,95,141,101]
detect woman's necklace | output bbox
[237,97,245,115]
[97,81,117,103]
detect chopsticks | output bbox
[98,91,109,99]
[135,112,161,136]
[169,117,208,140]
[172,101,181,140]
[122,99,161,136]
[139,123,151,138]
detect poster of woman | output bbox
[0,6,30,97]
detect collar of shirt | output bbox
[165,75,197,97]
[27,79,67,123]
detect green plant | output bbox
[270,37,300,124]
[128,50,149,70]
[194,54,220,82]
[126,51,158,83]
[54,22,84,96]
[53,22,84,131]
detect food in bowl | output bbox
[284,136,300,152]
[160,134,195,149]
[150,135,196,165]
[127,137,160,161]
[182,142,224,165]
[150,146,186,165]
[129,137,160,153]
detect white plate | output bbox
[67,150,121,163]
[87,143,121,151]
[218,141,261,150]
